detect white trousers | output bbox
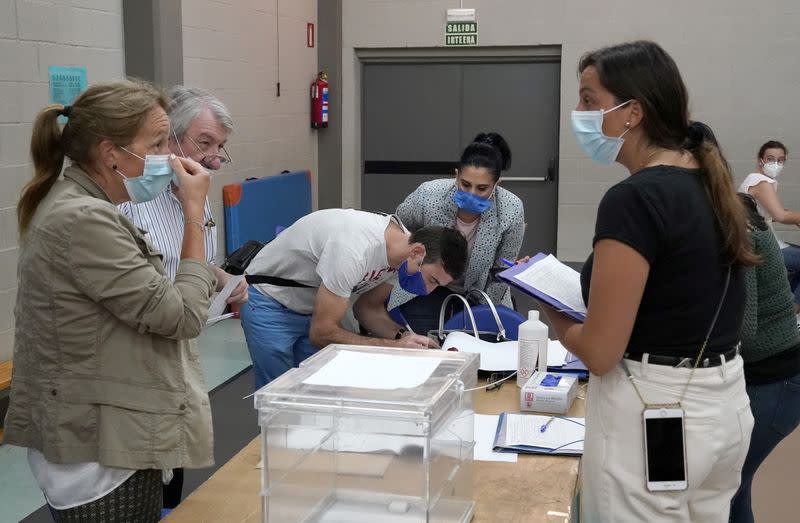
[581,356,753,523]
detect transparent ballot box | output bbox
[255,344,479,523]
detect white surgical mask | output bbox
[570,100,632,165]
[762,161,784,179]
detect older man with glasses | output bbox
[117,85,248,512]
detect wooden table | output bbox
[166,380,584,523]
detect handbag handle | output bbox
[436,293,479,339]
[464,289,506,341]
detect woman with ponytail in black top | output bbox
[541,41,757,522]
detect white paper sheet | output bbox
[546,338,588,371]
[474,414,518,462]
[206,312,235,327]
[207,274,245,318]
[514,255,587,314]
[547,339,569,367]
[302,350,442,389]
[441,331,518,371]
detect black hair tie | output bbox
[685,121,706,149]
[61,105,72,117]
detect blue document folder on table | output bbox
[493,412,585,456]
[497,253,587,322]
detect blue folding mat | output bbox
[222,170,312,255]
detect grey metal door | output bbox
[362,60,560,311]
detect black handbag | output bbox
[221,240,264,275]
[222,239,313,288]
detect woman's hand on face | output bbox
[171,155,210,211]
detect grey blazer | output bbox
[388,178,525,310]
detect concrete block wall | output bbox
[339,0,800,261]
[0,0,125,361]
[181,0,318,263]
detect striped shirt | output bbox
[118,188,217,281]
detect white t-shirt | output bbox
[27,449,135,510]
[246,209,400,314]
[738,172,789,249]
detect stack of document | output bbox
[497,253,587,322]
[440,331,517,371]
[438,333,588,376]
[547,339,589,378]
[493,412,585,456]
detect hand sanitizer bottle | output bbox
[517,310,549,386]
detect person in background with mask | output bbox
[117,86,246,511]
[119,86,248,310]
[539,41,756,522]
[737,141,800,306]
[4,80,215,521]
[388,132,525,334]
[240,209,468,388]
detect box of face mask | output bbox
[520,371,578,414]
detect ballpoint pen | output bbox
[540,416,555,433]
[500,258,515,267]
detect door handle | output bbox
[502,176,548,182]
[502,157,557,183]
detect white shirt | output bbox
[118,189,218,279]
[27,449,135,510]
[246,209,400,315]
[738,172,789,249]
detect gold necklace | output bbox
[638,148,664,171]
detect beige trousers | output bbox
[580,355,753,523]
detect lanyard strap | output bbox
[621,267,732,408]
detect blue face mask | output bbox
[452,189,493,214]
[398,260,429,296]
[570,100,631,165]
[116,148,175,204]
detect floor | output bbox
[0,319,253,523]
[1,318,798,522]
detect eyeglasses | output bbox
[764,156,786,165]
[186,135,233,166]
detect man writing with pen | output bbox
[240,209,469,389]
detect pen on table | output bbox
[500,258,515,267]
[540,416,555,433]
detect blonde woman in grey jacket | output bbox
[388,133,525,334]
[5,80,216,522]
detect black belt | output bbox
[624,344,740,368]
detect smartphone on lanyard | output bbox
[643,407,688,491]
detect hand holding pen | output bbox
[500,256,531,267]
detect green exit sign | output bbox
[445,21,478,46]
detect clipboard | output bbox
[497,253,587,322]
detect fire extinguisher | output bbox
[310,71,329,129]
